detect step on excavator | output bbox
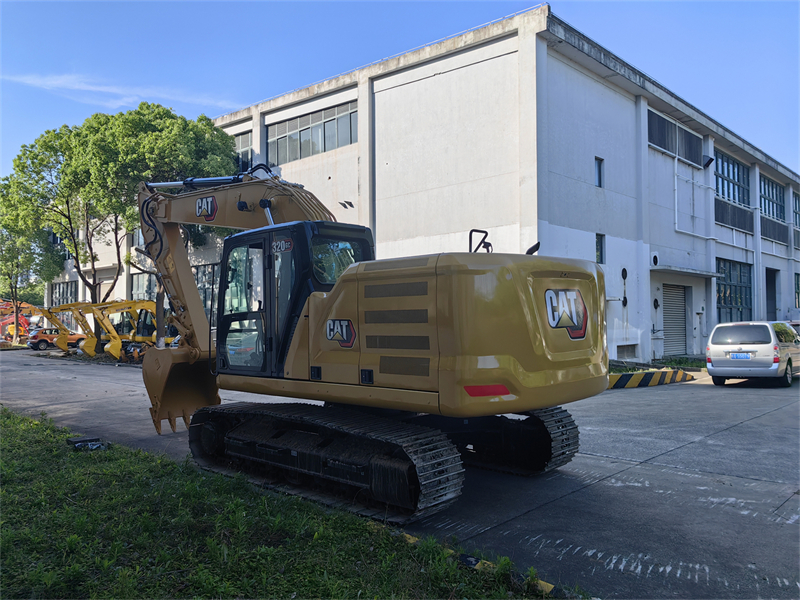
[138,165,608,522]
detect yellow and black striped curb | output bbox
[608,369,694,389]
[399,531,562,597]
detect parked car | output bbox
[27,328,85,351]
[706,321,800,387]
[789,321,800,336]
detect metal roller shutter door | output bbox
[663,284,686,355]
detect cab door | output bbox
[217,237,270,374]
[269,230,299,377]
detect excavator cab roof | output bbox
[225,219,375,288]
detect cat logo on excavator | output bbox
[544,289,587,340]
[326,319,356,348]
[195,196,218,222]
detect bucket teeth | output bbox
[168,412,178,433]
[150,407,163,435]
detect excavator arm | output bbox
[40,308,73,352]
[46,302,97,356]
[138,168,336,433]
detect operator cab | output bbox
[216,220,375,378]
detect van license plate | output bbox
[731,353,751,359]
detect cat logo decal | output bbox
[196,196,218,222]
[326,319,356,348]
[544,289,587,340]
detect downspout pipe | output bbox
[674,155,717,241]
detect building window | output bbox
[647,110,702,167]
[716,258,752,324]
[267,101,357,167]
[714,150,750,207]
[235,132,253,173]
[596,233,605,264]
[131,228,145,248]
[793,191,799,228]
[51,281,78,307]
[131,273,157,301]
[760,175,785,222]
[795,273,800,309]
[595,158,604,188]
[192,263,220,325]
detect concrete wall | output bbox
[373,36,520,258]
[544,52,638,239]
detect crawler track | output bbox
[452,406,580,476]
[189,402,464,524]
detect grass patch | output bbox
[609,365,646,374]
[1,408,545,599]
[653,357,706,369]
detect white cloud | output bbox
[4,73,242,111]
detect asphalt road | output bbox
[1,349,798,599]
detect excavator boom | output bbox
[138,168,337,432]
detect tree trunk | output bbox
[90,283,105,356]
[12,307,20,345]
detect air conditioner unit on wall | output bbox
[650,252,660,267]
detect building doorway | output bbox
[766,268,778,321]
[663,284,687,355]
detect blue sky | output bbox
[1,1,798,177]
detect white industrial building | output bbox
[211,4,800,362]
[46,5,799,362]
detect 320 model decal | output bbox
[326,319,356,348]
[544,289,587,340]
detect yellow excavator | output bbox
[129,305,178,360]
[44,302,99,355]
[89,300,151,359]
[139,165,608,521]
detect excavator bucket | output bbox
[78,335,98,357]
[55,336,70,352]
[104,338,123,360]
[142,346,220,434]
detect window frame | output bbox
[716,258,753,324]
[759,175,786,222]
[235,131,253,174]
[795,273,800,309]
[131,272,157,302]
[267,101,358,167]
[594,157,604,188]
[647,109,703,168]
[714,150,751,207]
[595,233,605,264]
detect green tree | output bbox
[11,103,236,352]
[12,103,236,307]
[0,178,65,343]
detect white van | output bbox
[706,321,800,387]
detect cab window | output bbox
[311,238,364,285]
[223,243,264,314]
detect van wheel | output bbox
[780,361,793,387]
[37,340,49,351]
[712,376,726,386]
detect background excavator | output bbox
[138,165,608,522]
